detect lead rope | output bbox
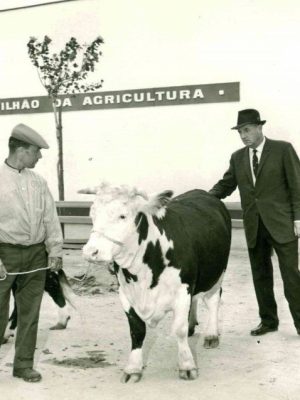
[0,218,145,282]
[70,262,92,283]
[0,265,51,281]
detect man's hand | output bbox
[294,221,300,238]
[48,257,63,272]
[0,260,6,279]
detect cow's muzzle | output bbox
[82,231,124,264]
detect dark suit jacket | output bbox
[210,138,300,248]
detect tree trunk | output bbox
[56,106,65,238]
[56,107,65,201]
[51,100,65,237]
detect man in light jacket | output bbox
[0,123,63,382]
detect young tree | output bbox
[27,35,104,200]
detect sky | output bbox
[0,0,299,200]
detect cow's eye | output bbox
[119,215,126,220]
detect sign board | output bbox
[0,0,74,12]
[0,82,239,115]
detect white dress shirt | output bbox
[248,138,300,227]
[0,162,63,257]
[249,136,266,185]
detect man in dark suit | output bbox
[209,109,300,336]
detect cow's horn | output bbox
[135,190,148,200]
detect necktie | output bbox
[252,149,259,177]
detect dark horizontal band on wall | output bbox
[56,201,243,221]
[57,201,243,248]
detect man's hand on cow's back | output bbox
[0,259,6,279]
[48,257,63,272]
[294,221,300,238]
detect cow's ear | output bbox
[78,186,97,194]
[146,190,173,215]
[156,190,173,206]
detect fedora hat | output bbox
[231,109,266,130]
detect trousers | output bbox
[248,217,300,329]
[0,242,47,369]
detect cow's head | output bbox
[79,183,173,265]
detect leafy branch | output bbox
[26,35,104,201]
[27,35,104,98]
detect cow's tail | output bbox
[58,270,78,311]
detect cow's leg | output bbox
[50,307,71,330]
[119,288,146,383]
[3,305,18,343]
[45,270,72,330]
[172,286,198,380]
[2,283,18,344]
[8,305,18,330]
[2,325,14,344]
[203,274,224,349]
[188,296,198,337]
[2,314,16,344]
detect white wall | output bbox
[0,0,299,201]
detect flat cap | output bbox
[11,123,49,149]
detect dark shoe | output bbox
[250,323,278,336]
[13,368,42,382]
[296,328,300,335]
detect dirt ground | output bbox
[1,228,300,400]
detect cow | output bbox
[2,269,75,344]
[79,183,231,382]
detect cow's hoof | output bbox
[203,335,219,349]
[179,369,198,380]
[50,316,71,330]
[2,331,14,344]
[1,337,9,344]
[188,322,198,337]
[188,326,195,337]
[121,372,142,383]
